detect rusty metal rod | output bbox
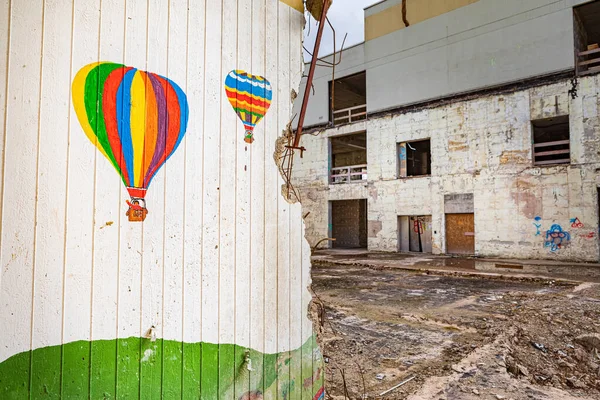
[292,0,331,149]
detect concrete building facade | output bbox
[293,0,600,262]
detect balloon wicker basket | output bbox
[126,198,148,222]
[125,188,148,222]
[244,131,254,144]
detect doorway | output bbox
[331,199,368,248]
[445,213,475,255]
[398,215,432,253]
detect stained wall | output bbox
[0,0,323,398]
[293,75,600,262]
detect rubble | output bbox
[311,260,600,399]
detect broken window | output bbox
[532,116,570,166]
[330,71,367,125]
[574,1,600,76]
[398,139,431,178]
[330,132,367,184]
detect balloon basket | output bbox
[126,198,148,222]
[244,131,254,144]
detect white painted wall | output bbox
[0,0,313,373]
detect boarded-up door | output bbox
[332,200,367,248]
[445,213,475,254]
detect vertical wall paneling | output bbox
[182,0,205,397]
[250,0,267,393]
[162,0,187,396]
[277,3,292,398]
[0,0,9,328]
[201,0,222,397]
[235,0,252,396]
[116,0,147,396]
[139,0,169,399]
[89,0,125,397]
[62,0,99,397]
[139,0,167,397]
[0,0,43,397]
[0,2,322,399]
[30,0,72,396]
[263,0,279,359]
[288,9,303,399]
[219,0,238,397]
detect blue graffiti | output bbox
[533,216,542,236]
[399,146,407,161]
[544,224,570,252]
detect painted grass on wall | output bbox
[0,336,323,399]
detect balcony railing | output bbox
[332,104,367,125]
[577,47,600,76]
[330,164,367,184]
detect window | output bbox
[330,71,367,125]
[330,132,367,184]
[398,139,431,177]
[574,1,600,76]
[532,116,570,166]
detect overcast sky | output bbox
[303,0,379,61]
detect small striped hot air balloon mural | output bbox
[72,62,189,222]
[224,70,272,143]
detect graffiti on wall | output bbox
[570,217,584,229]
[225,70,272,144]
[544,224,571,252]
[580,231,597,239]
[72,62,189,222]
[399,145,407,160]
[533,216,542,236]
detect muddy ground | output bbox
[310,258,600,399]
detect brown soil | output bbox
[310,261,600,400]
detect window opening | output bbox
[398,139,431,177]
[330,132,367,184]
[574,1,600,76]
[330,71,367,125]
[532,116,570,166]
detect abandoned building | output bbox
[293,0,600,262]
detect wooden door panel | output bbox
[445,213,475,254]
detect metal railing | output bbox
[332,104,367,125]
[330,164,367,184]
[577,47,600,76]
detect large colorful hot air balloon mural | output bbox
[72,62,189,222]
[224,70,272,143]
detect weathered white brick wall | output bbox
[294,75,600,262]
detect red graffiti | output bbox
[570,217,584,229]
[413,220,423,234]
[580,232,596,239]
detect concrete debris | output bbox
[312,259,600,399]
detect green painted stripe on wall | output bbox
[0,337,323,399]
[62,341,90,398]
[90,340,117,399]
